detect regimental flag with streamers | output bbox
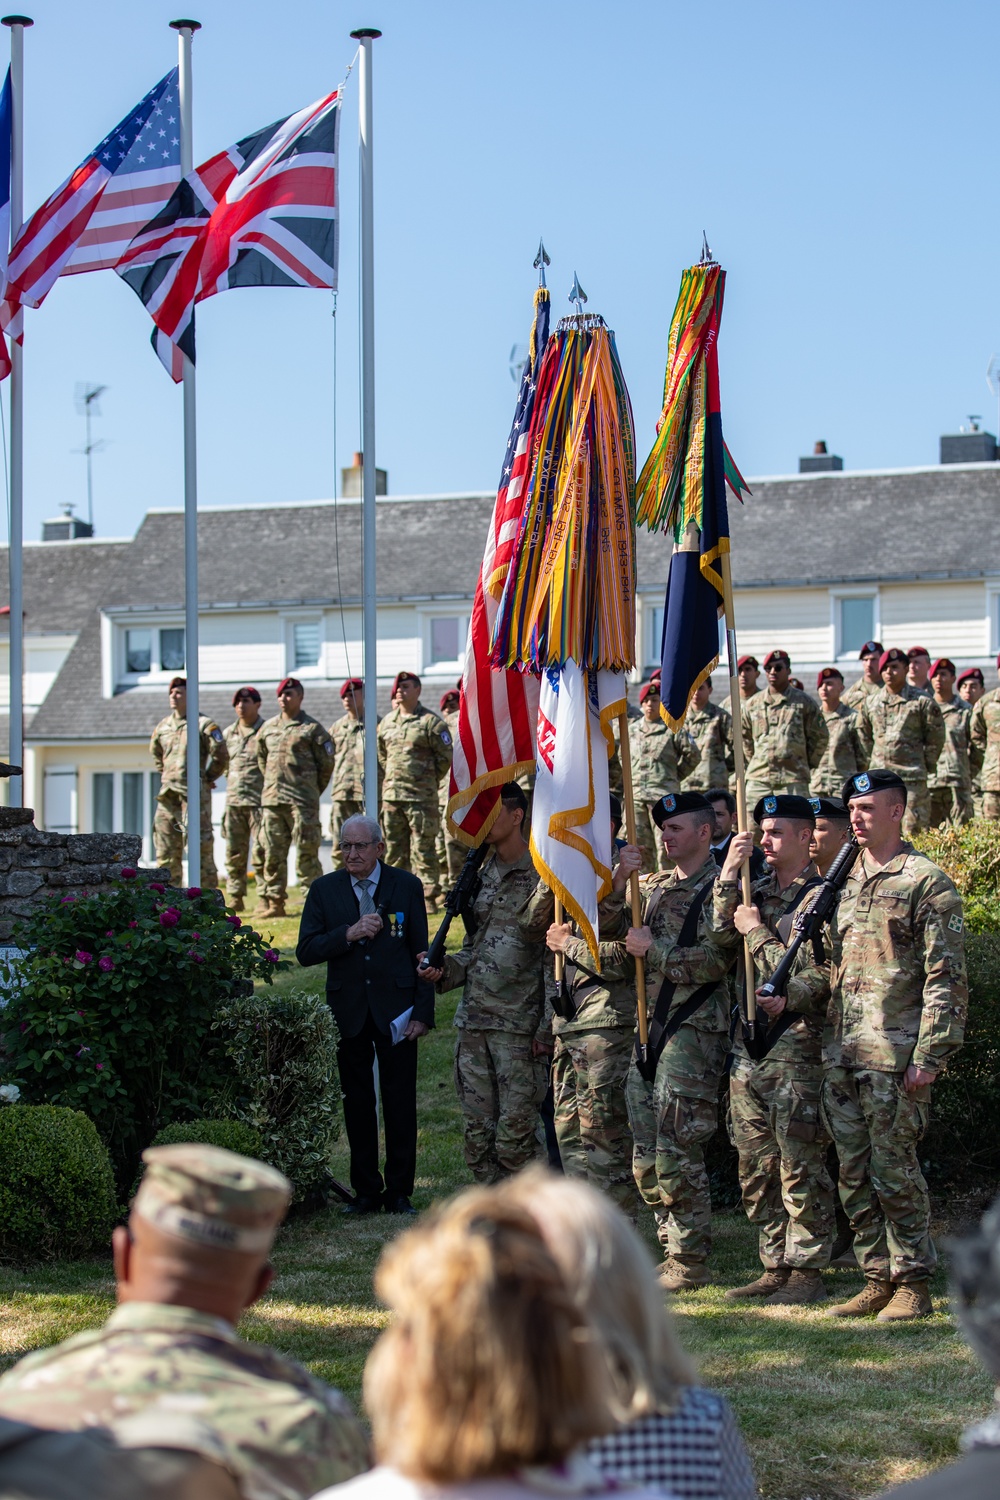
[447,287,549,847]
[530,664,625,962]
[490,314,636,673]
[116,89,341,379]
[635,262,750,730]
[2,71,180,327]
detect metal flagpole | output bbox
[170,18,201,884]
[2,15,32,807]
[350,26,381,820]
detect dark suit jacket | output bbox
[712,833,769,882]
[296,863,435,1039]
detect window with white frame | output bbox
[122,625,185,679]
[648,606,664,666]
[92,770,162,861]
[834,593,877,658]
[426,614,467,668]
[292,620,321,669]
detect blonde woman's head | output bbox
[500,1168,696,1422]
[363,1185,613,1482]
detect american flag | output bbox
[2,70,180,321]
[117,89,341,380]
[447,288,550,847]
[0,69,11,379]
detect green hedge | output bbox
[0,1104,118,1261]
[914,819,1000,932]
[924,931,1000,1182]
[147,1118,264,1159]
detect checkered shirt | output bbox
[586,1387,757,1500]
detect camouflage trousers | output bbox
[454,1027,547,1184]
[929,785,974,828]
[222,804,264,898]
[436,787,466,886]
[329,798,364,870]
[634,801,669,874]
[153,789,218,889]
[901,781,931,840]
[552,1025,639,1218]
[626,1023,729,1263]
[259,804,323,903]
[383,800,443,903]
[728,1061,835,1270]
[982,792,1000,820]
[822,1065,935,1283]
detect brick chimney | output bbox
[340,450,387,498]
[799,440,843,474]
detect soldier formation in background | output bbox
[150,677,228,889]
[256,679,335,920]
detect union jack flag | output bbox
[117,89,340,380]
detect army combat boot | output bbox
[764,1269,827,1305]
[828,1277,894,1317]
[876,1281,933,1322]
[724,1267,790,1300]
[657,1259,710,1293]
[229,896,245,913]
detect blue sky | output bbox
[8,0,1000,540]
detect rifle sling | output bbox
[645,879,723,1067]
[745,876,824,1059]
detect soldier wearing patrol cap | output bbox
[842,641,884,711]
[329,679,380,872]
[823,770,967,1322]
[608,791,735,1291]
[970,654,1000,821]
[855,650,945,838]
[150,677,229,889]
[742,650,828,807]
[377,672,454,911]
[222,687,266,912]
[810,668,868,797]
[711,793,836,1306]
[0,1145,369,1498]
[256,679,336,919]
[436,687,465,885]
[929,658,974,826]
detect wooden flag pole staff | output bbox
[553,896,564,983]
[617,711,649,1052]
[720,551,756,1019]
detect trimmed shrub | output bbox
[924,931,1000,1182]
[0,1104,118,1261]
[914,819,1000,932]
[212,989,341,1200]
[148,1118,265,1158]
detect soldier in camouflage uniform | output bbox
[329,679,378,870]
[629,681,699,872]
[681,677,734,793]
[614,792,735,1290]
[742,649,828,805]
[608,694,642,800]
[906,645,933,698]
[256,678,336,919]
[810,667,868,796]
[222,687,265,911]
[842,640,884,711]
[928,658,974,826]
[436,687,465,885]
[423,784,548,1183]
[958,668,986,816]
[823,770,967,1322]
[710,796,836,1305]
[970,655,1000,821]
[377,671,453,911]
[149,677,228,888]
[0,1144,369,1499]
[720,653,760,718]
[855,649,945,838]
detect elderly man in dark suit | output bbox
[296,813,434,1215]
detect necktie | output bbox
[357,877,375,915]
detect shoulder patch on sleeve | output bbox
[440,729,452,747]
[211,728,223,743]
[324,740,334,755]
[948,912,964,934]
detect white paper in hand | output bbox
[390,1007,414,1046]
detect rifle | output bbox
[742,834,859,1061]
[418,842,490,974]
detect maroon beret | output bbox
[930,658,955,679]
[277,677,303,696]
[232,685,261,706]
[817,667,844,687]
[392,671,421,697]
[879,648,906,673]
[340,677,364,700]
[763,650,790,669]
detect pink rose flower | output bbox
[149,882,166,894]
[190,932,200,942]
[128,921,138,929]
[188,951,205,964]
[105,930,114,938]
[159,909,180,928]
[225,914,242,929]
[95,1063,104,1071]
[98,956,115,973]
[265,949,280,963]
[74,950,93,966]
[186,887,202,899]
[120,867,137,879]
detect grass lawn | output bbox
[0,890,994,1500]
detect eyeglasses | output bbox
[340,841,376,853]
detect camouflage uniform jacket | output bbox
[609,703,642,798]
[150,711,228,796]
[742,686,828,790]
[809,704,868,796]
[441,848,548,1039]
[521,881,635,1034]
[330,715,381,801]
[711,864,831,1070]
[377,704,452,802]
[824,845,967,1075]
[906,680,934,699]
[257,712,335,810]
[0,1302,369,1500]
[222,717,265,807]
[628,717,699,801]
[842,677,881,711]
[929,696,973,791]
[681,700,734,791]
[720,686,760,717]
[855,685,945,784]
[970,687,1000,791]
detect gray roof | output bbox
[0,537,133,634]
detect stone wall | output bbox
[0,808,142,943]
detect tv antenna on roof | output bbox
[73,383,107,529]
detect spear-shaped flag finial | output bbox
[569,271,587,314]
[699,231,714,265]
[533,237,550,288]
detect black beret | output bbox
[842,769,908,805]
[753,793,816,825]
[651,791,714,828]
[809,795,850,821]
